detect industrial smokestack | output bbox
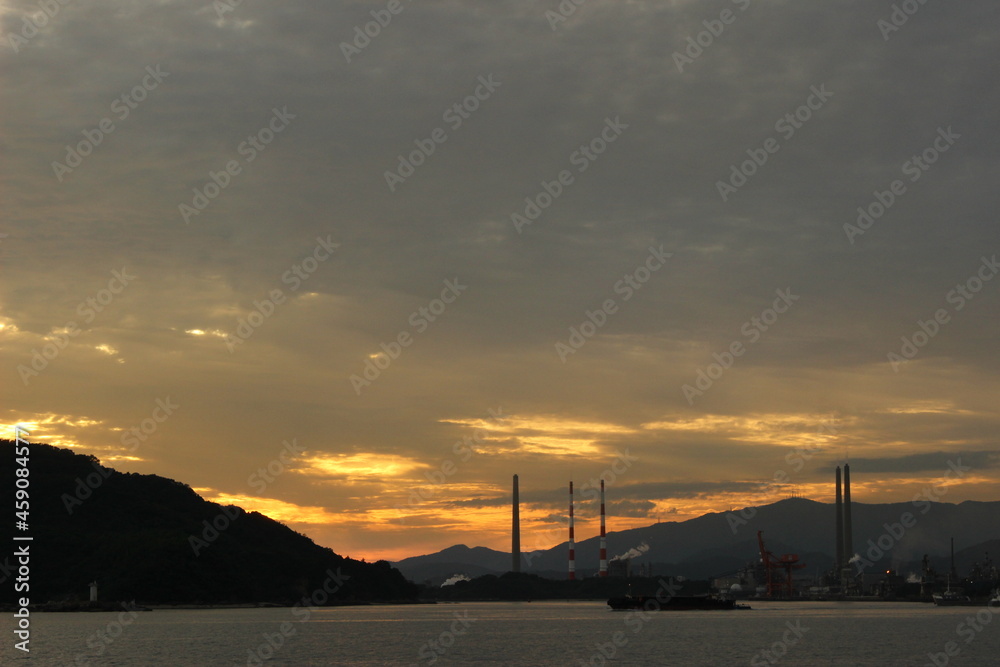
[568,481,576,581]
[843,463,853,565]
[950,537,956,579]
[599,479,608,577]
[835,466,843,574]
[512,474,520,573]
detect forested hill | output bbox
[0,439,417,605]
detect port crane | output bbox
[757,530,806,598]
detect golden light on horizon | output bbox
[516,436,604,456]
[879,401,978,416]
[296,453,423,480]
[5,392,997,566]
[201,491,339,524]
[447,414,637,436]
[439,413,636,458]
[103,454,144,463]
[0,413,104,448]
[196,461,1000,563]
[185,328,228,339]
[641,412,847,450]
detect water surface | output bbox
[2,600,997,665]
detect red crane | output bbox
[757,530,806,598]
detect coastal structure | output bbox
[512,474,520,573]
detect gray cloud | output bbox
[3,0,999,559]
[819,451,1000,475]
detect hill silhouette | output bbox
[0,440,417,605]
[396,497,1000,584]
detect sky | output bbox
[2,0,999,562]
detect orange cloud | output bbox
[295,453,423,481]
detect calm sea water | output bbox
[2,601,998,666]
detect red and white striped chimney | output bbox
[568,481,576,581]
[599,479,607,577]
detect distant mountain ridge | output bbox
[394,497,1000,585]
[0,440,417,605]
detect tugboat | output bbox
[607,592,739,611]
[932,577,973,606]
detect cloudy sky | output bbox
[2,0,999,561]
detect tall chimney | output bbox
[843,463,853,565]
[599,479,608,577]
[568,481,576,581]
[512,475,520,573]
[835,466,843,574]
[950,537,956,579]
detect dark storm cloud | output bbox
[818,450,1000,475]
[608,499,656,518]
[610,480,767,501]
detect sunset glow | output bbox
[4,0,997,566]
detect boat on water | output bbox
[932,580,973,606]
[607,595,741,611]
[932,590,973,606]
